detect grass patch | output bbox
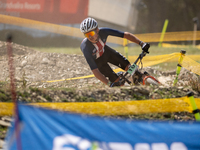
[32,45,200,56]
[114,45,200,56]
[0,126,7,137]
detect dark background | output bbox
[136,0,200,33]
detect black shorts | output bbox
[95,45,130,82]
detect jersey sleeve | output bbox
[100,27,124,38]
[80,41,98,70]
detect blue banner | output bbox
[5,104,200,150]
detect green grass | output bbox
[32,45,200,56]
[115,45,200,56]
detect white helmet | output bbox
[80,17,98,33]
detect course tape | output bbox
[45,53,200,83]
[45,74,94,83]
[0,14,200,44]
[1,97,199,116]
[182,55,200,76]
[134,31,200,43]
[162,43,200,49]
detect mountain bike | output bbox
[110,50,161,87]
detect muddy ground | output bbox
[0,40,199,103]
[0,41,197,88]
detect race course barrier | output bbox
[162,43,200,49]
[1,96,200,117]
[1,14,200,45]
[6,104,200,150]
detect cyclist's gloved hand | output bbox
[140,42,150,53]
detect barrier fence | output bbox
[1,95,200,118]
[162,43,200,49]
[6,104,200,150]
[1,14,200,45]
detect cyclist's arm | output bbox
[92,68,109,85]
[101,28,142,46]
[124,32,142,46]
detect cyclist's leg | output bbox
[97,63,118,83]
[95,45,130,84]
[105,46,131,71]
[125,64,131,71]
[94,48,118,82]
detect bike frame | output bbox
[110,50,147,87]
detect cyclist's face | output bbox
[84,29,99,43]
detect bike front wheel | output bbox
[143,76,160,86]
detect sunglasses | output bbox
[84,31,96,38]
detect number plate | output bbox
[127,63,138,75]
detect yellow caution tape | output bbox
[162,43,200,49]
[1,14,200,44]
[45,74,95,83]
[1,97,200,116]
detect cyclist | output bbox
[80,17,150,87]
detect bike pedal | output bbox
[144,71,149,76]
[116,71,124,77]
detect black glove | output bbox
[141,42,150,53]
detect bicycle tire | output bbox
[143,76,160,86]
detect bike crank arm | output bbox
[125,78,131,84]
[119,73,132,85]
